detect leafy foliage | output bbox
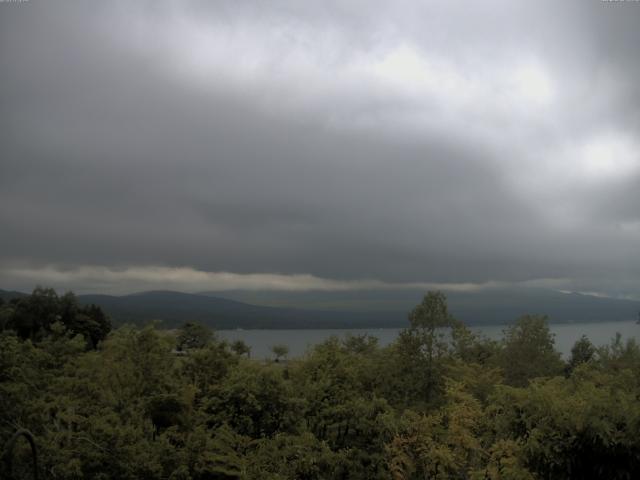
[176,322,213,351]
[0,287,110,348]
[2,289,640,479]
[500,314,564,387]
[270,344,289,362]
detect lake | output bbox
[218,320,640,360]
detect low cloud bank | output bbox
[1,264,578,296]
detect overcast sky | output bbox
[1,0,639,296]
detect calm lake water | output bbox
[218,321,640,360]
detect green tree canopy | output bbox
[176,322,213,351]
[2,287,110,348]
[500,314,563,387]
[230,339,251,357]
[392,291,458,406]
[567,334,596,373]
[271,344,289,362]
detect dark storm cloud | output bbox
[1,0,639,296]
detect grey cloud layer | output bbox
[1,0,639,295]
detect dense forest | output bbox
[2,288,640,479]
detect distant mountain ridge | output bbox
[0,289,29,302]
[76,290,404,329]
[202,287,640,326]
[2,288,639,329]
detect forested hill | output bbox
[202,287,640,326]
[76,291,404,329]
[2,288,639,328]
[0,289,28,302]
